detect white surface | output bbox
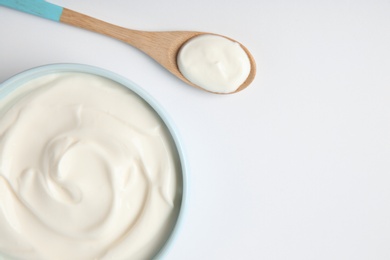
[1,1,390,259]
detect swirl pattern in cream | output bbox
[0,72,181,260]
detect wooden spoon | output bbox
[0,0,256,94]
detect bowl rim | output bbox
[0,63,189,260]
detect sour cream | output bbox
[177,34,251,93]
[0,72,182,260]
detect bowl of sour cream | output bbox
[0,63,187,260]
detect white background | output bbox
[1,0,390,259]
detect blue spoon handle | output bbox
[0,0,63,21]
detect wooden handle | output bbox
[60,9,178,63]
[60,8,202,82]
[60,8,145,48]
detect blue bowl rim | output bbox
[0,63,189,260]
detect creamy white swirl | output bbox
[0,72,182,260]
[177,34,251,93]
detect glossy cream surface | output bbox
[0,72,182,260]
[177,34,251,93]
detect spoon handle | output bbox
[59,8,148,51]
[0,0,181,63]
[0,0,63,21]
[0,0,144,48]
[0,0,203,85]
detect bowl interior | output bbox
[0,63,187,259]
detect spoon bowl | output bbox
[0,0,256,93]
